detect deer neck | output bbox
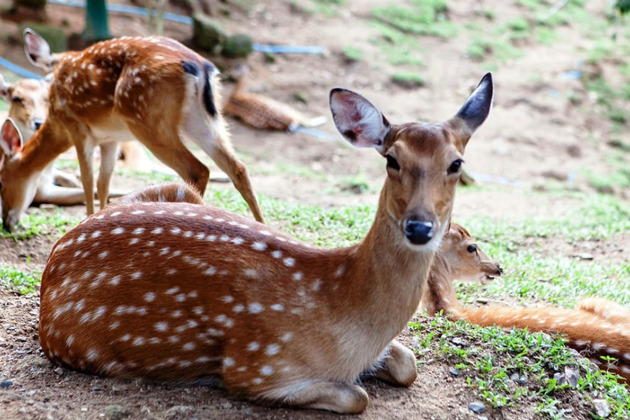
[340,198,440,337]
[16,121,72,172]
[424,255,461,316]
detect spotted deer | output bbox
[0,29,263,231]
[419,222,503,316]
[38,74,493,413]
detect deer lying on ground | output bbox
[0,29,263,231]
[38,74,493,413]
[419,222,503,316]
[224,74,326,132]
[422,238,630,382]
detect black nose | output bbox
[498,265,504,275]
[33,121,43,130]
[404,219,434,245]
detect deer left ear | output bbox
[0,119,24,158]
[451,73,493,148]
[0,74,11,99]
[24,28,55,71]
[329,88,391,153]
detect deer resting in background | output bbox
[0,29,263,231]
[422,227,630,383]
[38,74,493,413]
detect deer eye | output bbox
[467,244,477,253]
[447,159,463,174]
[11,96,23,104]
[386,155,400,171]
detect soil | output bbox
[0,0,629,418]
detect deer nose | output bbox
[404,218,434,245]
[497,265,504,275]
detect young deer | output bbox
[419,222,503,316]
[420,232,630,382]
[0,29,263,231]
[38,74,493,414]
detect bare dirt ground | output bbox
[0,0,629,418]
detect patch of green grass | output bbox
[0,265,41,294]
[205,189,374,247]
[390,72,425,88]
[371,2,457,39]
[410,316,630,418]
[0,98,8,112]
[342,46,363,62]
[370,22,423,66]
[0,209,79,239]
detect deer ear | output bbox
[453,73,493,140]
[329,88,390,152]
[24,28,54,71]
[0,74,11,99]
[0,119,23,158]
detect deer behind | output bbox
[38,74,493,413]
[422,238,630,383]
[0,30,263,231]
[419,222,503,316]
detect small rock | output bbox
[102,405,131,420]
[510,372,527,385]
[192,12,226,53]
[0,380,13,388]
[475,297,489,304]
[564,366,580,387]
[221,33,253,58]
[592,399,610,418]
[91,386,102,391]
[27,390,36,396]
[553,372,566,386]
[451,337,467,347]
[449,367,461,377]
[468,401,486,414]
[53,367,64,375]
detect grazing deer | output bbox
[0,29,263,231]
[38,74,493,413]
[419,222,503,316]
[0,75,84,189]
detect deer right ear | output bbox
[0,119,23,158]
[330,88,390,152]
[24,28,54,71]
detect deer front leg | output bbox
[373,339,417,387]
[277,381,369,414]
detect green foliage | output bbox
[371,2,457,39]
[615,0,630,15]
[410,316,630,416]
[0,265,41,295]
[390,72,425,88]
[342,46,363,62]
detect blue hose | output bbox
[0,57,44,80]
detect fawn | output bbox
[0,29,263,231]
[38,74,493,413]
[419,222,503,316]
[423,248,630,383]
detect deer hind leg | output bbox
[96,142,118,210]
[125,122,209,195]
[372,339,417,387]
[182,113,264,223]
[265,381,368,414]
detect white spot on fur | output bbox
[247,342,260,351]
[249,303,264,313]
